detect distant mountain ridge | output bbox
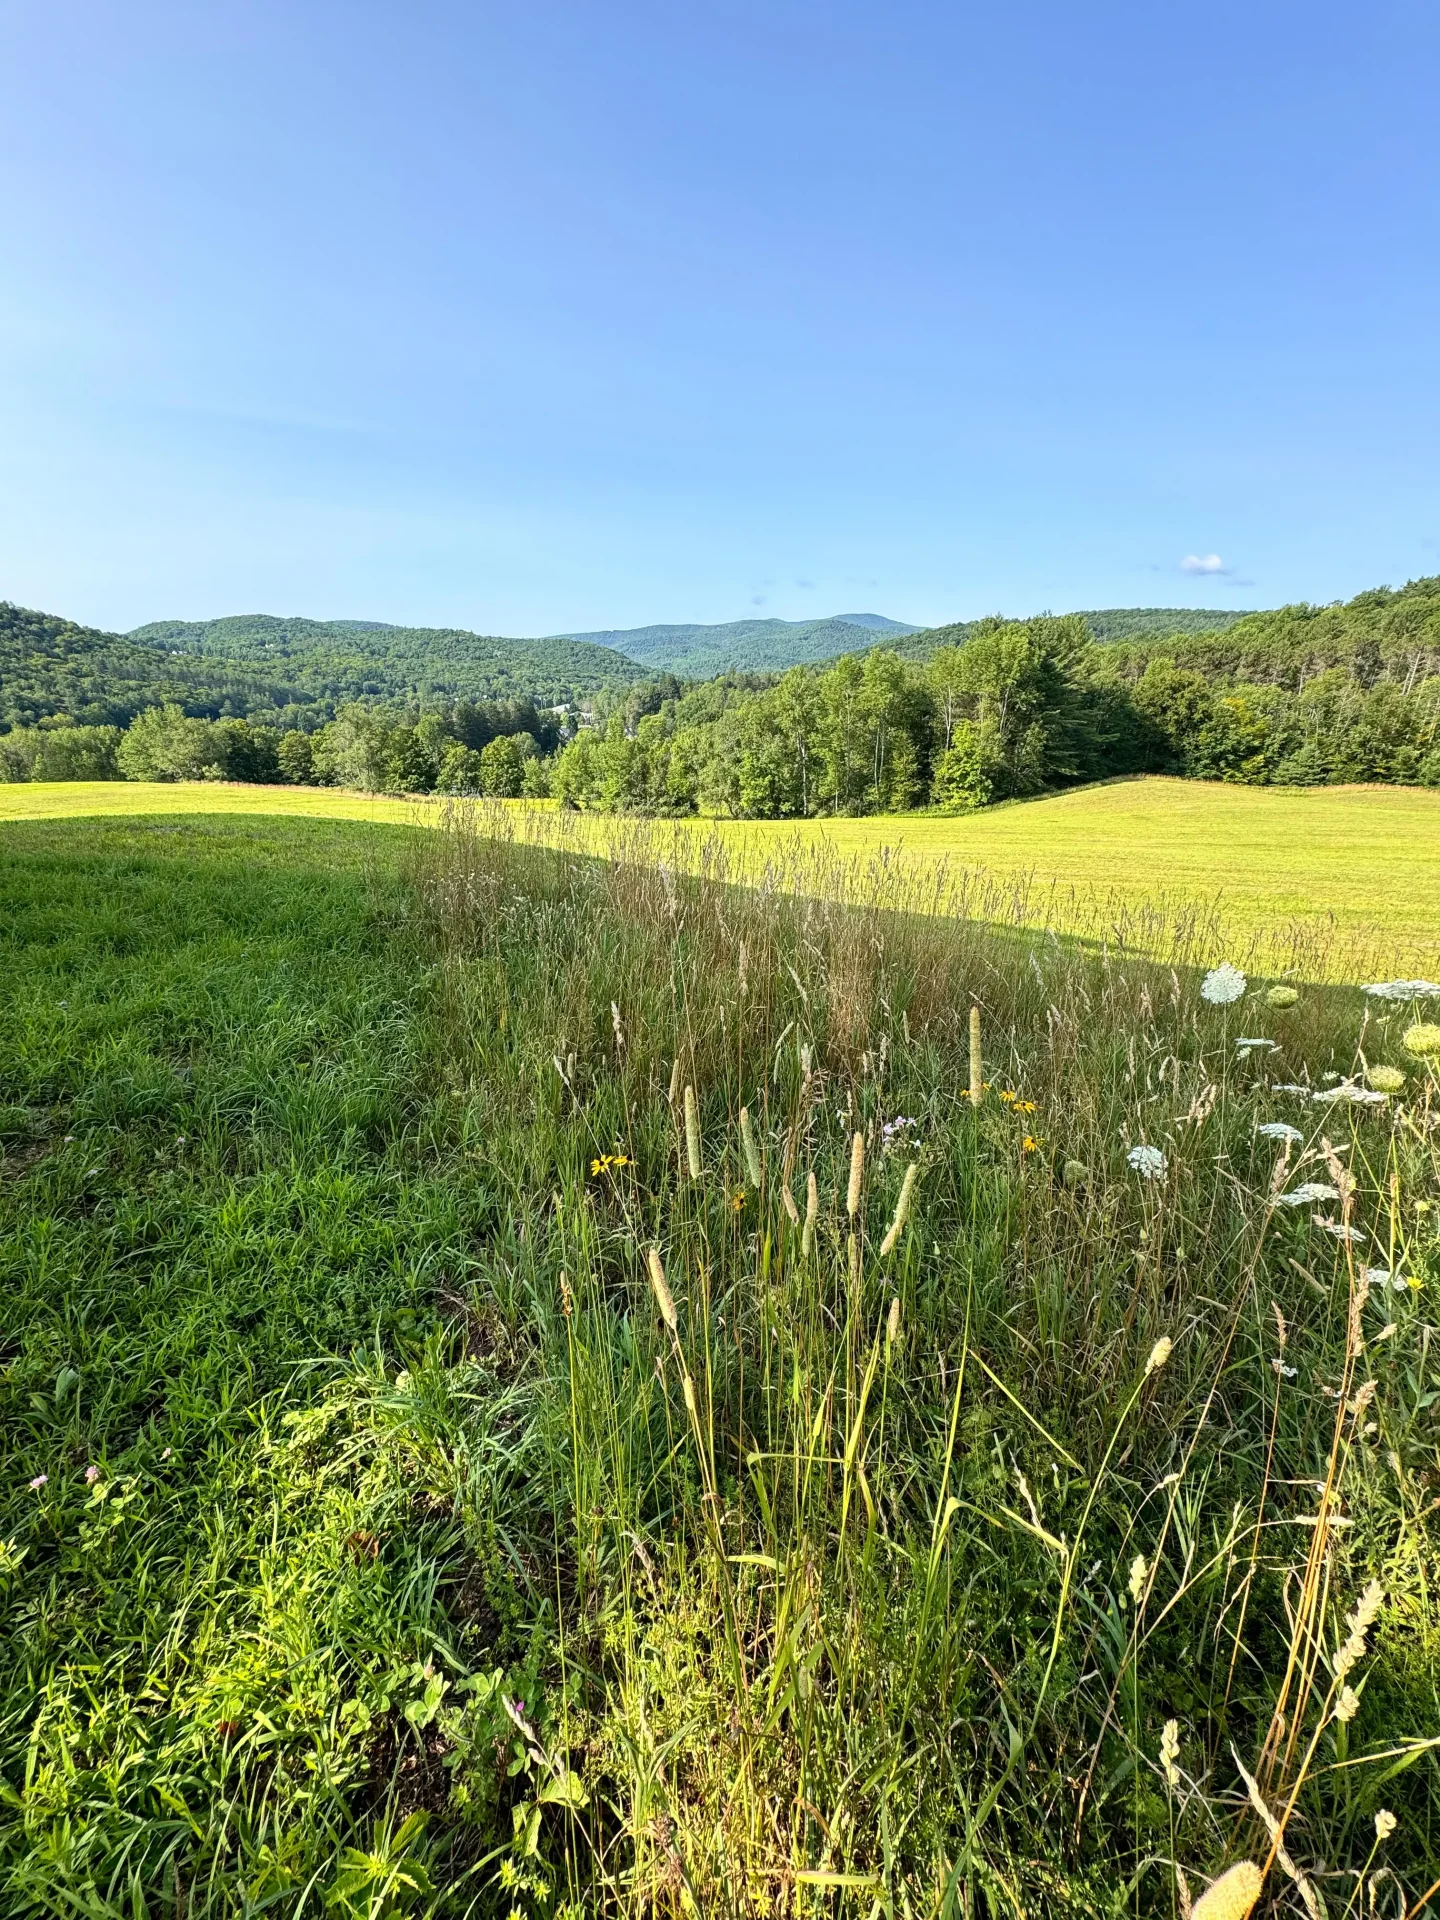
[1,597,1263,738]
[555,607,1252,676]
[556,613,920,678]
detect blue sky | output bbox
[2,0,1437,636]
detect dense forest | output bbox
[0,602,641,741]
[558,607,1247,677]
[567,612,919,677]
[129,613,645,708]
[540,577,1440,814]
[0,602,321,732]
[4,579,1439,807]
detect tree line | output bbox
[0,697,562,796]
[5,576,1440,807]
[547,598,1440,814]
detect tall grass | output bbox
[395,806,1440,1915]
[436,799,1402,986]
[2,810,1437,1916]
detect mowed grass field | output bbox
[4,775,1438,975]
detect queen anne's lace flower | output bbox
[1276,1182,1339,1206]
[1363,979,1440,1002]
[1316,1219,1366,1242]
[1403,1023,1440,1057]
[1266,984,1300,1009]
[1127,1144,1167,1179]
[1365,1064,1406,1093]
[1257,1122,1303,1143]
[1235,1038,1277,1055]
[1362,1267,1412,1291]
[1313,1083,1388,1106]
[1201,962,1247,1005]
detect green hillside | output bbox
[582,607,1252,678]
[559,612,919,677]
[1,602,317,731]
[894,604,1252,661]
[1097,578,1440,686]
[128,613,645,708]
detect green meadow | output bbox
[6,775,1439,977]
[2,805,1439,1915]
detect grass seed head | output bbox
[684,1084,702,1179]
[847,1130,865,1219]
[647,1246,678,1333]
[880,1162,918,1256]
[1145,1335,1173,1375]
[1160,1719,1180,1788]
[1190,1861,1263,1920]
[969,1004,983,1104]
[739,1106,763,1189]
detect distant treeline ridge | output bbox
[3,577,1438,807]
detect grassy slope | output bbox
[2,812,1438,1914]
[0,818,506,1913]
[6,776,1439,972]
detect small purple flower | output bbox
[28,1474,48,1490]
[85,1465,100,1485]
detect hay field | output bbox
[5,774,1437,975]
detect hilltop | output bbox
[556,612,919,677]
[556,607,1255,677]
[892,604,1253,662]
[127,613,646,710]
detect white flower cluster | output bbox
[1275,1182,1340,1207]
[1312,1082,1388,1107]
[1200,962,1247,1005]
[1361,1266,1412,1292]
[1256,1121,1303,1144]
[1363,979,1440,1002]
[1127,1144,1168,1179]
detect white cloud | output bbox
[1180,552,1226,574]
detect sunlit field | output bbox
[3,808,1438,1916]
[6,775,1439,978]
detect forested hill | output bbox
[894,605,1252,661]
[558,613,919,678]
[1,602,316,731]
[562,608,1252,677]
[1097,577,1440,686]
[900,582,1438,693]
[2,601,645,734]
[128,613,645,708]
